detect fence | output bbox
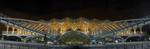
[0,41,150,49]
[0,41,67,49]
[84,42,150,49]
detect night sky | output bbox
[0,0,150,35]
[0,0,150,20]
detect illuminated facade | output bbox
[0,16,147,45]
[3,17,143,36]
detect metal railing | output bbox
[84,41,150,49]
[0,41,67,49]
[0,40,150,49]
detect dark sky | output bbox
[0,0,150,35]
[0,0,150,20]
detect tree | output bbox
[59,31,90,45]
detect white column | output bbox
[24,30,26,35]
[139,26,143,34]
[12,27,15,34]
[6,25,9,34]
[19,29,22,35]
[133,27,137,34]
[126,29,130,35]
[22,30,25,35]
[17,29,21,35]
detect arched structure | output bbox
[0,14,150,44]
